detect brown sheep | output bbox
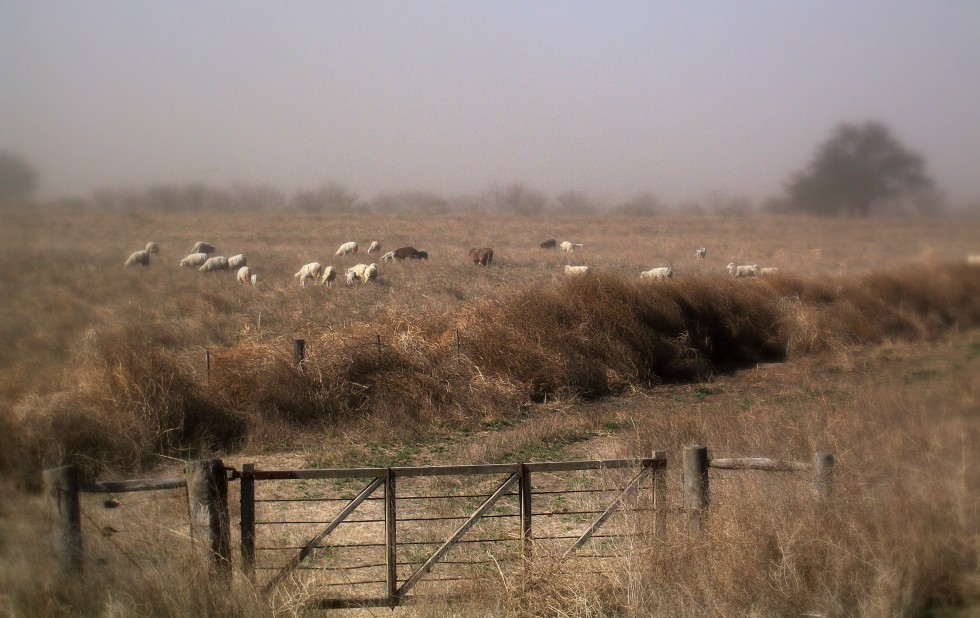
[469,247,494,266]
[539,238,557,249]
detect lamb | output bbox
[199,256,229,272]
[180,252,209,268]
[758,266,779,275]
[564,265,591,276]
[727,262,758,278]
[236,266,253,285]
[336,241,359,256]
[227,254,246,269]
[294,262,324,287]
[469,247,494,266]
[641,267,673,279]
[368,241,382,254]
[320,266,337,287]
[145,242,160,255]
[560,241,584,253]
[540,238,557,249]
[695,247,707,260]
[345,263,378,285]
[380,251,396,262]
[125,250,150,267]
[193,242,216,255]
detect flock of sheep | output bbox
[124,236,789,287]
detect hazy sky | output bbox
[3,1,980,206]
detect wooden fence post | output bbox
[185,459,231,576]
[293,339,305,364]
[43,465,82,572]
[683,445,709,535]
[385,468,398,607]
[240,463,256,582]
[519,464,533,566]
[812,451,835,499]
[652,459,667,542]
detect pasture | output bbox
[0,208,978,615]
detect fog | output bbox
[3,1,980,207]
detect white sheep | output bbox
[368,241,382,254]
[145,242,160,255]
[236,266,253,285]
[641,266,673,279]
[199,256,229,272]
[180,252,208,268]
[320,266,337,287]
[125,250,150,267]
[727,262,758,278]
[560,241,584,253]
[193,242,216,255]
[380,251,396,262]
[250,274,258,285]
[336,241,358,256]
[967,255,980,265]
[227,254,246,269]
[758,266,779,275]
[695,247,707,260]
[346,263,378,285]
[564,265,591,276]
[294,262,323,287]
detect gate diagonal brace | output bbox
[396,473,519,600]
[265,476,384,592]
[562,466,651,560]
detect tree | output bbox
[787,121,936,217]
[0,152,39,205]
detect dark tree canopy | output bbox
[787,122,936,216]
[0,152,39,205]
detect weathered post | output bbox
[812,451,835,499]
[385,468,398,607]
[293,339,305,364]
[240,463,256,582]
[683,445,710,535]
[652,457,668,542]
[519,464,533,566]
[43,465,82,572]
[185,459,231,576]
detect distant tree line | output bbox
[0,121,953,216]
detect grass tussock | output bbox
[4,263,979,477]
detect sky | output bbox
[3,1,980,207]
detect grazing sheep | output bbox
[193,242,216,255]
[199,256,230,272]
[564,265,590,276]
[641,266,673,279]
[320,266,337,287]
[469,247,494,266]
[294,262,324,287]
[560,241,584,253]
[346,263,378,285]
[336,241,359,256]
[236,266,252,285]
[695,247,707,260]
[727,262,758,278]
[368,241,382,254]
[968,255,980,265]
[180,252,209,268]
[125,250,150,267]
[393,246,420,260]
[758,266,779,275]
[415,250,428,260]
[540,238,557,249]
[380,251,396,262]
[145,242,160,254]
[250,274,258,285]
[227,254,246,269]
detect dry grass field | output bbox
[1,207,979,616]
